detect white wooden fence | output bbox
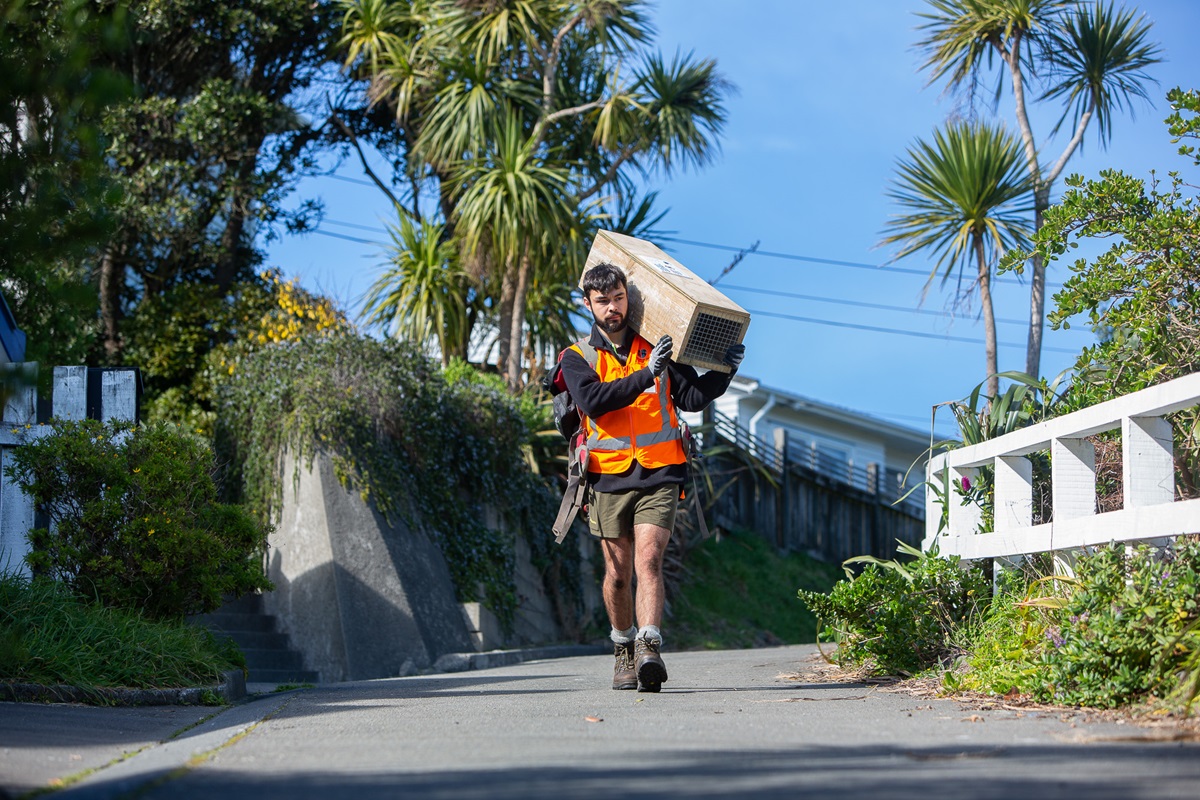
[925,371,1200,561]
[0,365,138,575]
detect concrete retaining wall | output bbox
[264,451,477,682]
[263,451,591,683]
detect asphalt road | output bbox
[9,644,1200,799]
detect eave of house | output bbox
[725,375,932,456]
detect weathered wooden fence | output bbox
[0,365,139,575]
[701,409,925,563]
[925,371,1200,561]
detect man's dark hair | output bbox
[582,262,626,297]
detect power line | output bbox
[721,283,1069,330]
[321,173,379,188]
[745,308,1079,354]
[312,229,383,245]
[660,235,1061,289]
[306,220,1083,352]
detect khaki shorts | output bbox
[587,483,679,539]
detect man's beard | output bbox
[595,311,626,335]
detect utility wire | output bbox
[745,308,1078,354]
[721,283,1067,330]
[309,221,1082,350]
[660,235,1061,289]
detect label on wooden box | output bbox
[581,230,750,373]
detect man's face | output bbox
[584,285,628,335]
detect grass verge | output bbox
[0,571,243,700]
[670,528,843,650]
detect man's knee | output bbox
[637,552,663,577]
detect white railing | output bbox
[925,371,1200,560]
[0,365,138,575]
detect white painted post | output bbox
[101,370,137,423]
[1051,438,1096,522]
[993,455,1033,591]
[923,462,945,551]
[994,455,1033,531]
[1051,437,1096,577]
[1122,414,1175,560]
[947,465,981,555]
[52,366,87,421]
[1122,415,1174,508]
[0,375,37,576]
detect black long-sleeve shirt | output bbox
[559,324,735,492]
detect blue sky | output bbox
[262,0,1200,440]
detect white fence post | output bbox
[1122,415,1174,508]
[0,371,37,575]
[53,365,87,421]
[947,464,981,554]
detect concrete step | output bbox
[210,630,291,651]
[195,611,277,634]
[240,648,305,672]
[214,592,264,615]
[247,668,320,685]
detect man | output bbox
[560,262,744,692]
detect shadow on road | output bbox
[77,741,1200,800]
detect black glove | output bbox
[723,343,745,369]
[649,335,673,376]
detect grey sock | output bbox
[610,625,637,644]
[637,625,662,646]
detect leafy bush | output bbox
[1038,541,1200,709]
[0,570,242,697]
[214,334,571,629]
[5,418,272,619]
[798,542,990,675]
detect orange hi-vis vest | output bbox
[570,334,686,475]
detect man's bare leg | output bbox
[601,536,635,632]
[601,536,638,689]
[632,522,672,631]
[631,522,671,692]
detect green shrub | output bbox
[0,570,242,696]
[798,542,990,675]
[5,418,272,619]
[213,334,567,629]
[1037,541,1200,709]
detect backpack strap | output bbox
[552,338,598,545]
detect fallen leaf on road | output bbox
[585,716,603,723]
[962,715,984,723]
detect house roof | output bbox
[0,290,26,363]
[727,374,932,453]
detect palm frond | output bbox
[1041,1,1161,146]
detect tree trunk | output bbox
[506,248,532,391]
[496,261,516,378]
[1025,200,1049,378]
[97,246,124,363]
[975,234,999,402]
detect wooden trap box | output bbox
[582,230,750,373]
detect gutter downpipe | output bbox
[748,391,777,461]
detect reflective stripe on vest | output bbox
[571,335,685,474]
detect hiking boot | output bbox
[634,637,667,693]
[612,642,637,690]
